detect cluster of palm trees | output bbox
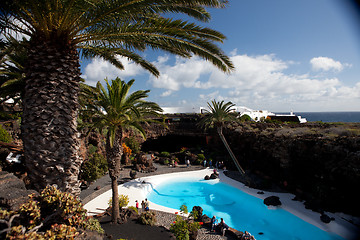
[0,0,245,224]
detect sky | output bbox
[80,0,360,113]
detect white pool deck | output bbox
[84,168,359,240]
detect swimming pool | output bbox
[147,177,344,240]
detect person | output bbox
[241,231,252,240]
[211,216,217,232]
[213,168,219,176]
[209,159,212,168]
[215,161,219,169]
[203,159,207,167]
[186,159,190,167]
[135,200,139,211]
[145,198,149,211]
[219,218,229,236]
[141,200,145,212]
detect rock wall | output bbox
[221,122,360,215]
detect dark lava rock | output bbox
[257,191,265,194]
[263,196,282,207]
[209,173,218,179]
[0,171,38,211]
[201,214,212,226]
[204,175,210,180]
[320,213,334,224]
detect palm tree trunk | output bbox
[22,38,82,195]
[217,127,245,175]
[106,130,123,223]
[111,176,120,223]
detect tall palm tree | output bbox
[0,0,234,195]
[199,100,245,175]
[81,77,162,223]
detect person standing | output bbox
[135,200,139,211]
[145,198,149,211]
[203,159,207,167]
[141,200,145,212]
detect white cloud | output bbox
[82,57,146,86]
[148,56,214,91]
[147,52,358,111]
[160,90,173,97]
[81,51,359,112]
[310,56,350,72]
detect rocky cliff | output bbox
[220,122,360,216]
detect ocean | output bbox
[275,112,360,123]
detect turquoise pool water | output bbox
[147,178,344,240]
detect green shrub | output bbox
[108,194,129,209]
[124,137,140,154]
[170,216,201,240]
[239,114,251,122]
[170,216,189,240]
[1,185,104,239]
[160,151,170,157]
[80,152,108,182]
[0,125,12,143]
[197,154,205,161]
[180,204,188,215]
[88,144,97,155]
[163,159,169,165]
[128,206,138,214]
[138,211,157,226]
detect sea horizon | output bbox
[275,111,360,123]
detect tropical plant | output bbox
[138,211,157,226]
[170,215,201,240]
[0,36,27,106]
[0,0,234,195]
[0,124,12,143]
[81,77,162,223]
[80,152,108,182]
[199,100,245,175]
[0,185,104,239]
[108,194,130,210]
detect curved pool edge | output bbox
[83,168,214,216]
[83,168,358,240]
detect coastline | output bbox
[83,167,359,240]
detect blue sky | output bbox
[81,0,360,112]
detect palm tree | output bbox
[199,100,245,175]
[81,77,162,223]
[0,37,27,105]
[0,0,234,195]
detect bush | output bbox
[124,137,140,154]
[80,152,108,182]
[160,151,171,157]
[197,154,205,161]
[0,185,104,239]
[239,114,251,122]
[0,125,12,143]
[127,206,138,214]
[170,216,201,240]
[108,194,129,209]
[138,211,157,226]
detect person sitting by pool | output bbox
[211,215,217,232]
[219,218,229,236]
[213,168,219,176]
[241,231,254,240]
